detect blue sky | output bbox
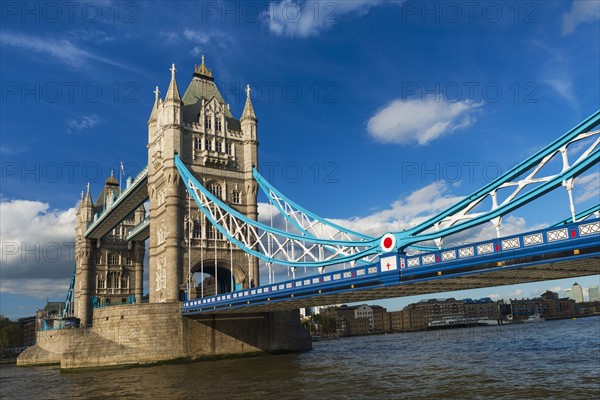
[1,0,599,318]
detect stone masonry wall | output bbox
[38,303,312,369]
[17,329,89,366]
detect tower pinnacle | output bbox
[241,83,257,122]
[165,63,181,102]
[194,55,213,79]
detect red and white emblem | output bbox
[380,255,398,271]
[380,233,396,252]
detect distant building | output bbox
[18,316,36,346]
[509,291,577,320]
[569,283,584,303]
[588,286,599,302]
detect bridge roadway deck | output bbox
[183,219,600,315]
[85,167,149,240]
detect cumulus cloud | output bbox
[366,97,483,145]
[561,0,600,35]
[264,0,395,38]
[0,200,77,297]
[328,182,463,237]
[574,171,599,203]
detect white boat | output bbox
[523,312,545,323]
[477,317,499,326]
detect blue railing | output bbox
[183,218,600,314]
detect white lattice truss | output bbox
[264,188,379,264]
[414,129,600,247]
[186,180,377,268]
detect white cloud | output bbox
[264,0,395,38]
[158,29,232,58]
[366,97,483,145]
[0,200,77,297]
[561,0,600,35]
[507,289,523,298]
[0,32,135,71]
[544,77,580,113]
[489,293,501,301]
[183,29,211,44]
[330,182,463,237]
[67,114,100,133]
[575,172,599,203]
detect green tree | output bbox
[0,316,23,348]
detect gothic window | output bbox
[217,141,223,153]
[108,253,118,265]
[204,115,212,130]
[192,222,202,239]
[95,255,102,264]
[208,182,222,199]
[194,136,201,150]
[215,117,222,132]
[98,274,105,289]
[107,272,118,289]
[206,225,222,240]
[121,275,129,289]
[225,143,233,155]
[126,257,133,265]
[232,190,240,204]
[205,138,213,151]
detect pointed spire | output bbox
[83,182,93,207]
[241,84,257,122]
[148,86,160,124]
[165,63,182,103]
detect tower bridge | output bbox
[18,59,600,370]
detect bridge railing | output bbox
[126,216,150,241]
[183,218,600,314]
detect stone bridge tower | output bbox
[74,180,145,326]
[147,58,259,303]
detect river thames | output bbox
[1,317,598,399]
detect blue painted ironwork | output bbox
[175,154,380,267]
[183,218,600,314]
[552,204,600,227]
[61,267,76,318]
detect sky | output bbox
[1,0,599,319]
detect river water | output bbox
[1,317,599,399]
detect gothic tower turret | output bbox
[74,183,94,325]
[148,64,184,303]
[240,84,259,223]
[147,58,260,303]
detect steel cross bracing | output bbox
[177,111,599,269]
[252,169,437,260]
[394,111,600,250]
[176,111,600,268]
[183,218,600,314]
[252,168,379,266]
[175,155,379,268]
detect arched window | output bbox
[97,274,105,289]
[208,182,222,199]
[192,222,202,239]
[232,190,241,204]
[108,253,119,265]
[204,114,212,130]
[206,225,222,240]
[121,274,129,289]
[215,116,222,132]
